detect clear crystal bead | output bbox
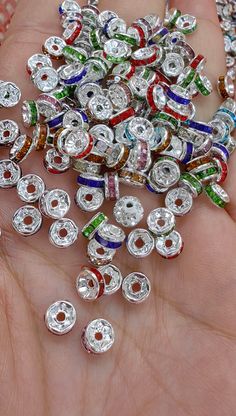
[49,218,78,248]
[82,318,115,354]
[0,159,21,188]
[147,208,176,236]
[98,264,122,295]
[113,196,144,227]
[0,82,21,107]
[0,119,19,146]
[127,228,155,258]
[12,205,42,236]
[17,174,45,203]
[165,187,193,216]
[39,189,71,219]
[45,300,76,335]
[122,272,151,303]
[75,186,104,211]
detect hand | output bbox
[0,1,235,415]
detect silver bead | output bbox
[43,36,66,58]
[122,272,151,303]
[56,127,91,157]
[75,82,104,107]
[32,66,59,92]
[162,53,185,77]
[75,186,104,211]
[12,205,42,236]
[45,300,76,335]
[44,148,71,174]
[39,189,71,219]
[147,208,176,236]
[98,264,123,295]
[127,117,154,142]
[76,267,105,301]
[88,94,113,121]
[17,174,45,203]
[151,157,181,189]
[165,187,193,216]
[126,228,155,258]
[49,218,78,248]
[95,223,126,248]
[81,318,115,354]
[87,238,116,266]
[0,159,21,188]
[113,196,144,227]
[156,230,183,258]
[0,82,21,107]
[0,119,19,147]
[27,53,53,75]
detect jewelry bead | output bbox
[175,14,197,34]
[162,53,185,77]
[81,318,115,354]
[75,186,104,212]
[17,174,45,203]
[56,128,93,158]
[77,173,104,188]
[49,218,79,248]
[147,208,176,236]
[43,36,66,59]
[32,66,59,92]
[104,172,119,201]
[26,53,53,75]
[88,94,113,121]
[39,189,71,219]
[204,183,230,208]
[95,223,126,249]
[98,264,123,295]
[0,159,21,188]
[44,148,71,174]
[82,212,107,239]
[0,119,19,147]
[113,196,144,227]
[0,82,21,107]
[156,230,183,259]
[12,205,42,236]
[217,75,235,99]
[22,100,39,127]
[104,39,132,64]
[151,157,181,189]
[63,21,83,45]
[87,238,116,266]
[122,272,151,303]
[127,117,154,142]
[126,228,155,258]
[76,266,105,300]
[45,300,76,335]
[179,172,202,198]
[165,187,193,216]
[75,82,104,107]
[9,134,33,163]
[194,74,212,96]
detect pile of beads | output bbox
[0,0,235,354]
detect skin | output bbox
[0,0,236,415]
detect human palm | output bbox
[0,0,236,415]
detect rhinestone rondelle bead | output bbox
[126,228,155,258]
[122,272,151,303]
[17,174,45,203]
[12,205,43,236]
[45,300,76,335]
[81,318,115,354]
[49,218,79,247]
[113,196,144,227]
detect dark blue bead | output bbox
[95,232,122,249]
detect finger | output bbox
[169,0,226,120]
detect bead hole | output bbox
[52,44,59,51]
[59,228,68,238]
[56,311,65,322]
[175,198,183,207]
[96,247,105,255]
[27,184,36,194]
[95,332,103,341]
[132,282,141,293]
[85,194,93,202]
[41,74,48,81]
[126,202,133,208]
[24,216,33,225]
[54,156,62,164]
[104,273,112,285]
[51,199,59,208]
[3,170,11,179]
[88,279,94,288]
[135,237,145,249]
[3,130,10,137]
[165,239,173,248]
[157,219,165,227]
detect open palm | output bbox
[0,0,236,415]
